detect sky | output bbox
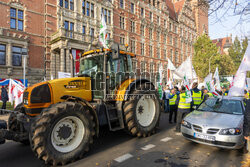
[208,1,250,41]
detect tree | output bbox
[228,36,242,69]
[193,34,235,79]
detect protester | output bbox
[202,88,210,102]
[191,82,203,110]
[163,85,170,113]
[244,99,250,154]
[1,86,9,113]
[244,90,250,100]
[176,86,191,132]
[222,87,228,96]
[168,88,179,123]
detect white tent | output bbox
[173,57,197,80]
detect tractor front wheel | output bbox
[31,102,95,166]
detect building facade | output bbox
[212,35,232,55]
[0,0,208,85]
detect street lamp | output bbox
[209,54,216,74]
[22,48,28,87]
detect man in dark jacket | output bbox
[1,86,8,110]
[244,99,250,153]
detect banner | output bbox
[0,78,28,87]
[99,13,109,48]
[72,49,81,74]
[58,72,71,79]
[213,67,221,91]
[8,79,25,108]
[229,45,250,96]
[167,58,176,71]
[204,73,221,98]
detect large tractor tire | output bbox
[123,83,160,137]
[31,102,95,166]
[8,103,29,144]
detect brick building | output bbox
[0,0,208,85]
[212,35,232,55]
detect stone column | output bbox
[50,52,55,79]
[66,48,70,73]
[60,48,65,72]
[7,43,12,76]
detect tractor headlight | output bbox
[23,99,28,105]
[181,120,191,129]
[219,128,241,135]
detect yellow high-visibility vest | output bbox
[178,93,191,109]
[169,93,177,105]
[207,93,213,97]
[192,90,202,105]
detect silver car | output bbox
[181,96,246,149]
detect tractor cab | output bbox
[79,47,136,100]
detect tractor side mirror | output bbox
[111,43,120,60]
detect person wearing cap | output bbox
[176,86,191,132]
[191,82,203,110]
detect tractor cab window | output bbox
[79,54,103,76]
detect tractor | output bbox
[0,44,161,166]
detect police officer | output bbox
[191,82,203,110]
[176,86,191,132]
[168,88,179,124]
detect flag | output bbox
[213,67,221,91]
[8,79,25,108]
[158,64,163,100]
[183,74,192,103]
[204,73,221,98]
[167,58,176,70]
[99,13,109,48]
[229,45,250,96]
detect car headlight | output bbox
[219,128,241,135]
[181,120,191,129]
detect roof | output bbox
[174,0,185,15]
[212,37,232,54]
[82,49,136,57]
[166,0,177,21]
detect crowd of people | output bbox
[161,82,250,133]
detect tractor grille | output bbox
[193,125,202,133]
[207,128,219,134]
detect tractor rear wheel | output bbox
[123,83,160,137]
[8,103,29,145]
[31,102,95,166]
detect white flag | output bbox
[213,67,221,91]
[229,45,250,96]
[204,73,221,98]
[99,13,109,48]
[183,74,192,103]
[8,79,25,108]
[167,58,176,70]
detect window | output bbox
[149,45,152,57]
[120,36,125,45]
[175,38,178,47]
[132,59,137,71]
[131,3,134,14]
[120,0,124,8]
[150,63,154,73]
[86,1,90,16]
[175,51,178,63]
[141,43,144,56]
[163,49,166,60]
[140,24,144,36]
[157,31,160,41]
[150,12,153,22]
[70,0,74,10]
[0,44,6,65]
[169,34,172,45]
[60,0,63,7]
[141,8,144,17]
[12,46,22,66]
[108,10,111,24]
[82,1,85,14]
[82,25,86,40]
[130,40,135,53]
[149,28,153,40]
[174,26,177,33]
[90,28,94,39]
[64,0,68,8]
[170,49,173,61]
[157,16,160,25]
[91,3,94,18]
[10,8,23,31]
[169,23,172,31]
[164,34,167,44]
[120,16,124,29]
[141,61,145,72]
[131,21,135,33]
[64,21,74,38]
[164,19,166,27]
[157,48,160,59]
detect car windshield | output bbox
[197,98,243,115]
[79,54,103,76]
